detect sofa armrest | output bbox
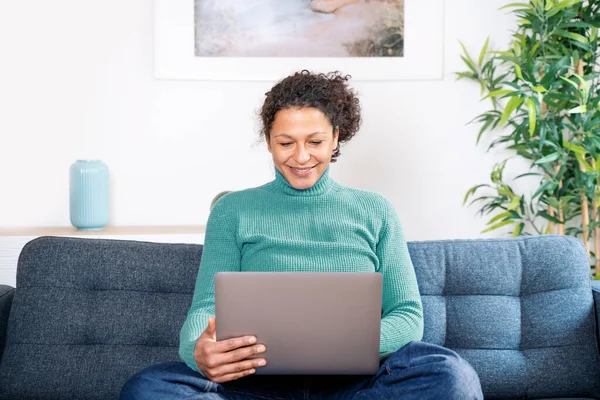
[0,285,15,362]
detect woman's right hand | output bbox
[193,317,267,383]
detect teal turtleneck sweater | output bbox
[179,166,423,375]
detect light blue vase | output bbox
[70,160,109,230]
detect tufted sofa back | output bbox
[0,235,599,399]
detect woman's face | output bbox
[267,107,339,190]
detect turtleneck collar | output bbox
[272,165,335,197]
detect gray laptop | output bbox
[215,272,382,375]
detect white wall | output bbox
[0,0,529,241]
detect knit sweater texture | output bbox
[179,166,424,374]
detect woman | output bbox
[121,70,483,399]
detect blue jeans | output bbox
[120,341,483,399]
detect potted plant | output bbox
[457,0,600,278]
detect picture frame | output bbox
[154,0,445,81]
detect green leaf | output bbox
[559,196,576,209]
[539,123,547,151]
[459,42,477,72]
[570,74,587,86]
[560,76,579,90]
[546,0,581,17]
[497,186,512,197]
[463,184,490,206]
[476,118,494,145]
[513,172,542,180]
[506,143,527,151]
[504,82,522,91]
[512,40,522,57]
[469,196,495,207]
[576,153,594,172]
[460,56,478,74]
[531,0,543,9]
[533,181,553,200]
[537,92,545,111]
[552,0,581,11]
[534,152,561,164]
[543,196,560,209]
[568,105,587,114]
[532,85,547,93]
[507,196,522,211]
[568,40,592,53]
[545,92,578,103]
[538,210,564,224]
[526,98,536,136]
[481,89,514,101]
[562,141,587,155]
[512,222,525,237]
[519,195,525,215]
[499,96,524,127]
[559,22,593,29]
[571,74,590,102]
[478,37,489,67]
[555,30,588,44]
[481,219,514,233]
[487,211,514,225]
[455,71,475,81]
[498,2,531,10]
[513,62,525,81]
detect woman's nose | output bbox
[294,145,311,163]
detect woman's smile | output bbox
[288,164,318,177]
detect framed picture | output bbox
[154,0,444,81]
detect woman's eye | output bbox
[311,141,323,145]
[280,143,292,147]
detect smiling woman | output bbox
[260,71,360,189]
[119,70,484,400]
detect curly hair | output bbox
[259,70,361,163]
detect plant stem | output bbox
[574,58,592,260]
[581,185,591,254]
[556,163,565,235]
[525,212,542,235]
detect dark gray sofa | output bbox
[0,234,599,399]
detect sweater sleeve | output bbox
[377,197,424,359]
[178,197,242,374]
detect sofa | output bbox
[0,234,599,399]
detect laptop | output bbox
[214,272,382,375]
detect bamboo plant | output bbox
[457,0,600,279]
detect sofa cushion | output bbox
[413,235,600,399]
[0,236,202,400]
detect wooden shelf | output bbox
[0,225,206,237]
